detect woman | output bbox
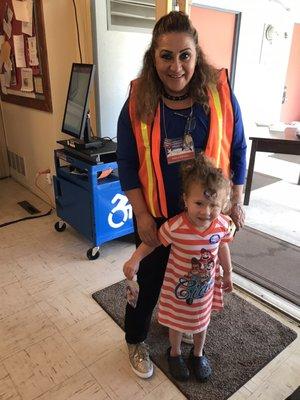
[117,11,246,379]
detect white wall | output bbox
[92,1,152,139]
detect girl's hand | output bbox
[123,258,139,280]
[222,272,233,293]
[136,212,160,247]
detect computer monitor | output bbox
[61,63,97,147]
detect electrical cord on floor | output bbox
[34,171,55,209]
[0,172,55,228]
[0,208,53,228]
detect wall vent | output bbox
[7,150,26,176]
[107,0,155,31]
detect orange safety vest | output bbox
[128,68,234,218]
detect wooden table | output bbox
[244,127,300,205]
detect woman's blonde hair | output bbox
[136,11,218,121]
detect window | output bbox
[107,0,155,31]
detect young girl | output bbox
[123,154,235,382]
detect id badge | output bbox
[164,135,195,164]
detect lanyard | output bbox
[162,101,195,139]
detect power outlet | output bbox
[46,173,52,185]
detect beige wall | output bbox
[0,0,93,204]
[0,107,9,178]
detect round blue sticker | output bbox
[209,234,220,244]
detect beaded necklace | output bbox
[163,91,190,101]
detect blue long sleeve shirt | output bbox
[117,94,247,217]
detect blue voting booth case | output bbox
[53,149,134,260]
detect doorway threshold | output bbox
[233,272,300,323]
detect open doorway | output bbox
[190,5,241,87]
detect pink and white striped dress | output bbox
[158,212,234,334]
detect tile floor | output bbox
[0,178,299,400]
[244,180,299,247]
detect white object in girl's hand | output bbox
[126,279,139,308]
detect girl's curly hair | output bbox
[180,153,231,212]
[136,11,218,121]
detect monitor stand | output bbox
[74,113,104,150]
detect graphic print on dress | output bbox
[175,249,215,305]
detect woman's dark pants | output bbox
[125,217,170,344]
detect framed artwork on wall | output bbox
[0,0,52,112]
